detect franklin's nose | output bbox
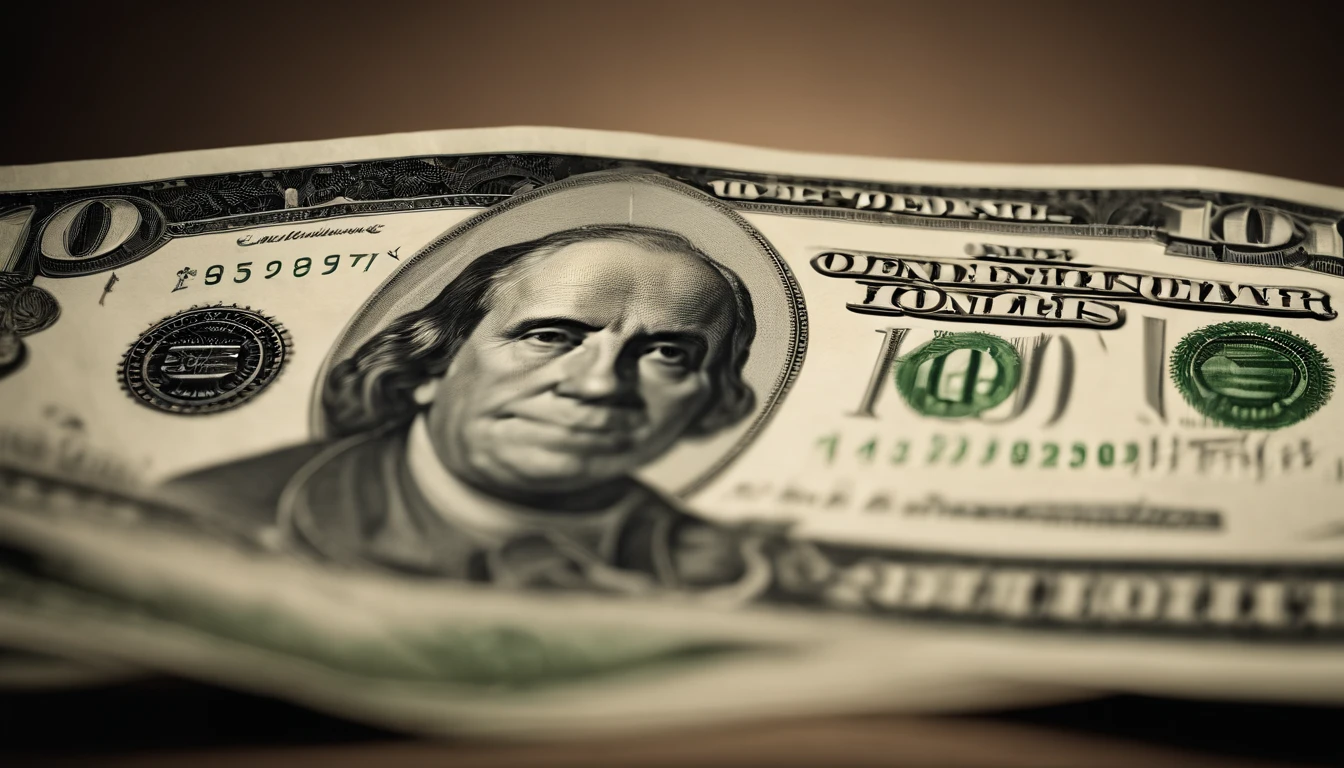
[554,339,639,404]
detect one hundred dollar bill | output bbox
[2,127,1344,732]
[0,646,139,689]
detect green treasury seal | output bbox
[1170,321,1334,430]
[896,332,1021,418]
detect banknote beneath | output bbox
[2,127,1344,733]
[0,646,138,689]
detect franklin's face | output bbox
[422,238,737,498]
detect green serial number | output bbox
[816,433,1140,470]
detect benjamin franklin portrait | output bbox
[162,172,805,598]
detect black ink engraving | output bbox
[35,196,167,277]
[120,305,289,415]
[171,267,196,293]
[99,273,119,305]
[0,276,59,379]
[236,223,384,247]
[966,243,1075,262]
[158,171,805,597]
[2,153,1341,283]
[813,249,1335,329]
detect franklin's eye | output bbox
[644,343,693,369]
[520,329,582,350]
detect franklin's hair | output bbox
[324,224,757,438]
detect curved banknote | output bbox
[1,128,1343,733]
[0,646,139,690]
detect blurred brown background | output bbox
[2,1,1343,765]
[2,0,1342,185]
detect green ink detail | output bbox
[948,437,969,465]
[1041,442,1059,468]
[0,565,764,691]
[1170,321,1334,430]
[895,333,1021,418]
[856,438,877,463]
[816,433,838,464]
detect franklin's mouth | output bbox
[496,413,640,451]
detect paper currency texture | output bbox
[2,128,1343,732]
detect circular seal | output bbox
[1170,321,1333,430]
[121,305,290,415]
[896,332,1021,418]
[0,278,60,379]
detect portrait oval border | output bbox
[311,169,808,497]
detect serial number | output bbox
[204,253,383,285]
[817,433,1142,472]
[813,431,1336,482]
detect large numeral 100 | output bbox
[1162,201,1342,258]
[0,196,167,278]
[849,328,1073,425]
